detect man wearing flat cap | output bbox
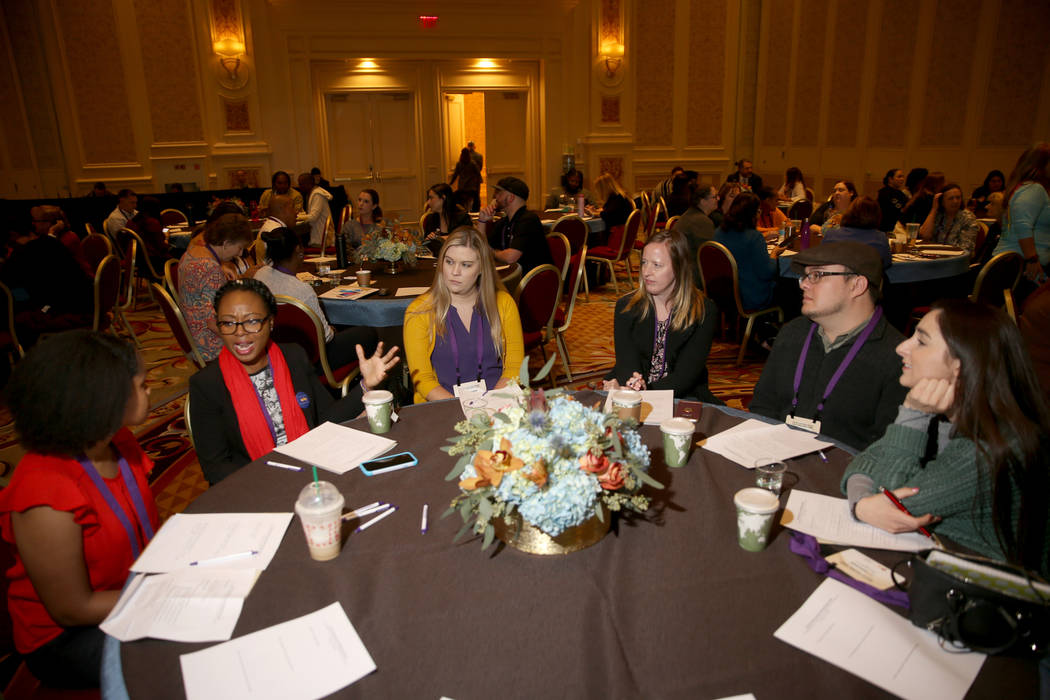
[750,241,907,450]
[478,176,554,274]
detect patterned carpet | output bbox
[0,272,766,520]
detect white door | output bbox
[484,91,529,204]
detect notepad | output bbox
[319,285,379,300]
[273,421,395,474]
[395,287,429,297]
[702,420,833,466]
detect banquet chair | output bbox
[587,208,642,295]
[697,241,783,366]
[499,263,522,294]
[183,395,196,450]
[160,209,188,226]
[666,215,680,230]
[272,295,360,390]
[787,199,814,221]
[164,258,182,305]
[248,234,266,266]
[969,251,1023,307]
[0,281,24,363]
[78,233,112,274]
[551,243,587,383]
[513,263,563,387]
[545,232,571,295]
[92,254,122,334]
[113,240,140,348]
[632,198,664,277]
[972,221,989,262]
[551,214,589,300]
[118,228,164,304]
[151,283,206,369]
[339,202,354,230]
[304,218,335,257]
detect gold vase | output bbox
[492,506,610,555]
[386,259,399,275]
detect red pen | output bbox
[880,487,933,538]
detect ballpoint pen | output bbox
[880,487,933,538]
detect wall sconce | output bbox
[600,40,625,79]
[214,37,247,88]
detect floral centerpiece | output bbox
[353,220,421,272]
[443,389,661,553]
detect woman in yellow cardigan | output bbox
[404,227,524,403]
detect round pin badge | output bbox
[296,391,310,408]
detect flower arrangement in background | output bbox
[443,389,660,549]
[353,221,421,266]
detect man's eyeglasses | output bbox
[217,316,270,334]
[797,271,856,285]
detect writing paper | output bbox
[395,287,430,297]
[702,420,834,467]
[273,421,396,475]
[781,490,933,552]
[131,512,293,573]
[602,389,674,425]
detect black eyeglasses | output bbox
[797,271,856,285]
[217,316,270,334]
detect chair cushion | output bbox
[522,330,544,350]
[588,246,618,259]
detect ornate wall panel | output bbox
[686,0,726,147]
[0,35,32,169]
[601,95,620,124]
[867,0,917,148]
[790,0,827,147]
[634,0,674,146]
[918,0,980,147]
[760,0,794,148]
[3,1,60,169]
[133,0,204,143]
[224,99,250,132]
[825,0,867,148]
[599,156,624,182]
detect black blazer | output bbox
[188,343,364,484]
[606,295,721,403]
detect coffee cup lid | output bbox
[612,389,642,406]
[362,389,393,404]
[660,417,695,434]
[297,480,342,508]
[733,487,780,514]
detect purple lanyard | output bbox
[448,311,485,385]
[791,307,883,419]
[205,244,223,266]
[652,315,669,379]
[77,451,155,558]
[274,264,295,276]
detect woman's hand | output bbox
[854,487,940,534]
[220,261,239,281]
[357,342,401,391]
[625,372,646,391]
[602,378,621,392]
[1025,259,1047,283]
[902,377,955,415]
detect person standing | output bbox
[467,141,484,174]
[450,148,483,213]
[877,169,909,232]
[993,143,1050,296]
[298,173,333,248]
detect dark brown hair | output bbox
[203,212,252,246]
[1003,142,1050,209]
[841,196,881,229]
[721,192,760,232]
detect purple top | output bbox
[431,308,503,392]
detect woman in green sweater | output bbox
[842,299,1050,575]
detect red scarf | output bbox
[218,343,310,460]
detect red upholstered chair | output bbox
[697,241,783,366]
[151,283,206,369]
[908,251,1023,331]
[272,295,360,390]
[552,243,588,382]
[666,215,680,230]
[303,218,335,257]
[340,203,354,230]
[513,263,563,386]
[160,208,188,226]
[117,228,163,306]
[545,232,571,293]
[551,214,589,300]
[92,254,122,334]
[587,208,642,294]
[163,259,181,306]
[113,240,140,348]
[787,199,813,221]
[0,281,24,363]
[78,234,112,275]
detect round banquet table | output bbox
[778,246,971,284]
[116,392,1036,699]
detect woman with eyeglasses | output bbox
[188,279,400,485]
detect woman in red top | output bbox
[0,331,158,688]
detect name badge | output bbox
[785,415,821,433]
[453,379,487,399]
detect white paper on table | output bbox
[294,271,320,282]
[132,513,293,573]
[601,389,674,425]
[460,383,524,418]
[101,568,259,642]
[781,490,935,552]
[702,421,834,467]
[179,602,376,700]
[273,421,395,475]
[302,255,336,263]
[394,286,429,297]
[774,579,985,700]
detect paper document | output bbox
[702,420,834,467]
[180,602,376,700]
[781,490,934,552]
[460,383,524,418]
[274,421,395,475]
[319,285,379,300]
[395,286,429,297]
[303,255,336,263]
[602,390,674,425]
[294,272,320,282]
[131,512,293,573]
[774,579,985,700]
[101,568,259,642]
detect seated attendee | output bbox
[657,166,685,203]
[340,188,384,250]
[842,300,1049,575]
[404,227,523,403]
[0,331,158,688]
[104,189,137,239]
[969,169,1005,216]
[310,166,331,191]
[709,181,742,230]
[777,167,808,203]
[750,242,907,450]
[809,180,857,233]
[714,192,784,311]
[544,168,594,210]
[33,205,79,255]
[258,171,303,216]
[822,196,892,268]
[676,184,718,284]
[904,167,928,198]
[591,172,633,240]
[666,170,698,217]
[900,171,945,226]
[259,193,296,235]
[478,177,554,274]
[129,196,170,268]
[877,168,909,232]
[298,173,333,248]
[422,183,472,254]
[918,183,980,255]
[603,229,719,402]
[189,279,399,484]
[85,181,113,198]
[756,186,789,235]
[178,213,254,361]
[726,158,763,192]
[253,227,378,368]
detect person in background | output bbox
[258,171,303,216]
[129,196,170,268]
[993,143,1050,298]
[85,181,112,198]
[603,229,719,402]
[918,183,980,256]
[714,192,784,311]
[34,205,79,256]
[710,181,742,230]
[591,173,633,241]
[310,167,331,191]
[777,167,808,203]
[823,196,892,268]
[467,141,484,173]
[422,183,472,254]
[104,189,137,239]
[449,148,482,213]
[877,168,909,232]
[340,188,385,250]
[675,184,718,284]
[404,227,523,403]
[189,279,399,484]
[666,170,698,217]
[842,300,1049,576]
[900,171,946,226]
[810,180,858,233]
[259,194,296,235]
[657,166,685,203]
[545,168,594,210]
[478,177,554,274]
[750,242,907,450]
[756,186,789,235]
[0,331,159,688]
[904,168,928,199]
[726,159,763,192]
[969,169,1005,216]
[298,173,333,248]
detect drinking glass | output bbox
[754,459,787,496]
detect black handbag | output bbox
[896,549,1050,656]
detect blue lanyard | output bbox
[205,244,223,266]
[448,310,485,385]
[77,450,155,558]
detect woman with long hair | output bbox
[900,171,946,225]
[189,278,399,484]
[918,183,980,255]
[715,192,786,312]
[404,227,523,403]
[603,229,719,402]
[591,172,633,235]
[969,169,1006,215]
[877,168,908,231]
[843,299,1049,575]
[340,189,385,250]
[710,181,742,230]
[449,148,483,212]
[777,167,807,203]
[422,183,472,254]
[809,180,858,233]
[993,143,1050,290]
[822,196,892,267]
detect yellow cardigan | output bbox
[403,290,524,403]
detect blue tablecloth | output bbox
[779,249,970,284]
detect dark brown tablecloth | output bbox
[120,394,1037,698]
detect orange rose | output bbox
[459,437,525,490]
[598,462,625,490]
[523,460,548,488]
[579,451,610,475]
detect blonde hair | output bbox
[624,229,706,331]
[593,172,628,203]
[409,226,505,358]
